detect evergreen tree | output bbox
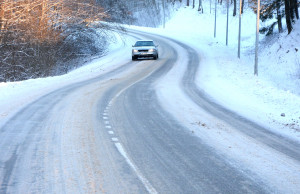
[258,0,284,35]
[250,0,299,35]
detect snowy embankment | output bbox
[0,33,130,128]
[130,3,300,141]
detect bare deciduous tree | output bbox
[0,0,107,82]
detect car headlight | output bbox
[149,49,156,52]
[133,49,138,53]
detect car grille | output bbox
[139,49,148,52]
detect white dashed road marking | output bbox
[103,101,157,193]
[112,138,119,142]
[115,143,158,194]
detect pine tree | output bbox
[250,0,299,35]
[258,0,284,35]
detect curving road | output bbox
[0,30,299,194]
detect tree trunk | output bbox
[233,0,237,16]
[290,0,295,21]
[198,0,203,13]
[187,0,189,6]
[277,0,283,33]
[0,4,2,30]
[0,2,5,32]
[293,0,299,19]
[284,0,292,34]
[241,0,244,14]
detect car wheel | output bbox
[153,55,158,60]
[132,56,136,61]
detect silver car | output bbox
[132,40,159,60]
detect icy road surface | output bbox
[0,31,300,193]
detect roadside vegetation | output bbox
[0,0,109,82]
[0,0,299,82]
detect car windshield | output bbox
[134,41,154,47]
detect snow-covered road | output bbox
[0,30,300,193]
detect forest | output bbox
[0,0,108,82]
[0,0,299,82]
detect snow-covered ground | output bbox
[0,1,299,141]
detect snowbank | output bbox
[0,32,129,128]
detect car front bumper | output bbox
[132,51,157,58]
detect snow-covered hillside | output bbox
[129,1,300,140]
